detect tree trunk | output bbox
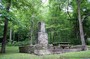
[77,0,87,50]
[1,0,11,53]
[12,31,15,44]
[30,20,34,45]
[9,28,12,44]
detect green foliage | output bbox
[7,40,30,46]
[0,0,90,45]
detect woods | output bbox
[0,0,90,54]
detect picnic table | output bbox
[52,42,71,49]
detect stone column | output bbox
[34,22,50,55]
[38,22,48,49]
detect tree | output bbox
[1,0,11,53]
[76,0,87,50]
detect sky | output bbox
[88,0,90,2]
[42,0,48,5]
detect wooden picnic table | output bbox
[52,42,71,49]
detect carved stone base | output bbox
[34,49,51,55]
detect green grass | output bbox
[0,46,90,59]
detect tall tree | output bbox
[76,0,87,50]
[1,0,11,53]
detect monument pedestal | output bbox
[34,32,50,55]
[38,32,48,49]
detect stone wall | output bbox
[19,45,34,53]
[19,45,83,55]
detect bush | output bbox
[87,38,90,45]
[7,39,30,46]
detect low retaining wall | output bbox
[19,45,83,55]
[19,45,34,53]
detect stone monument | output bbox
[38,22,48,49]
[19,21,83,55]
[34,21,51,55]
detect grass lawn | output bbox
[0,46,90,59]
